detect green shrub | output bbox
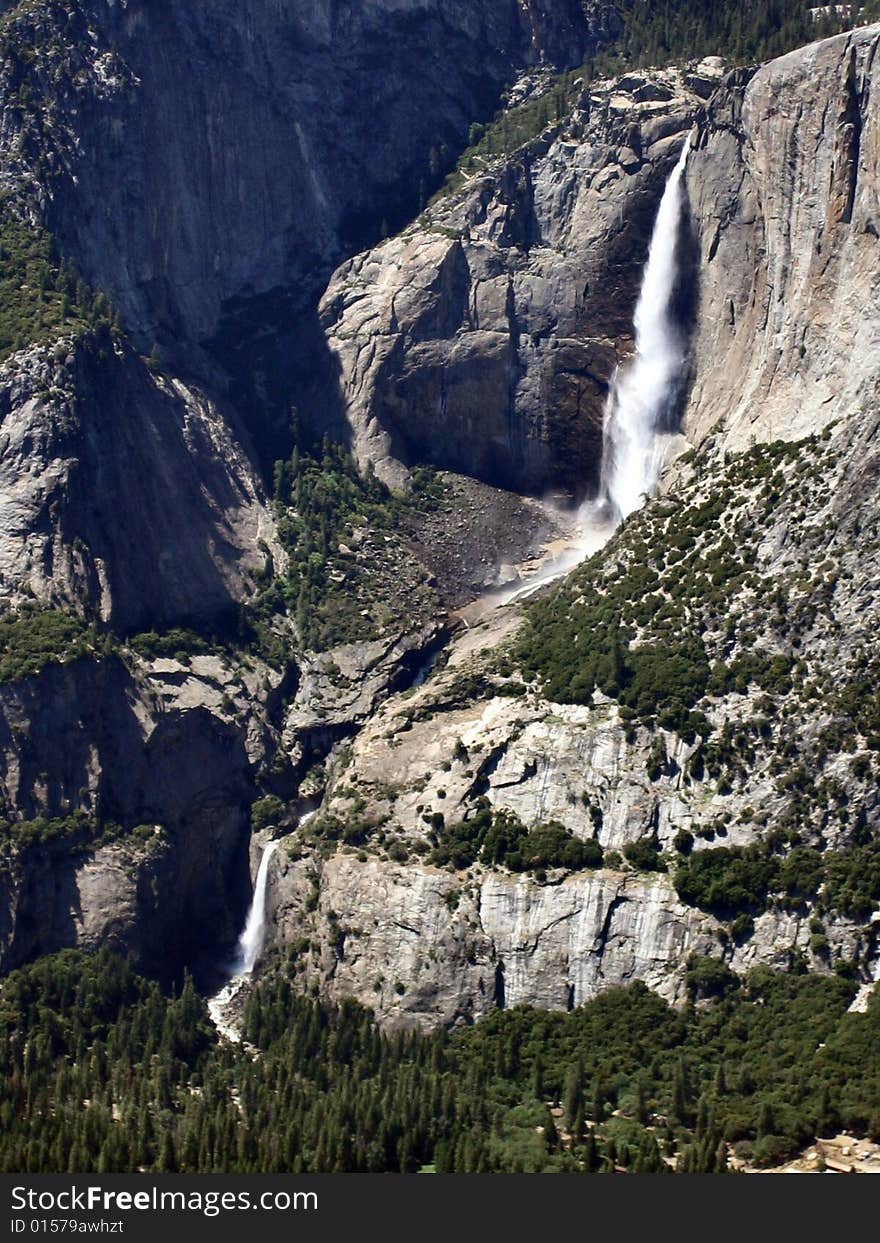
[0,219,116,363]
[431,804,603,875]
[730,913,755,942]
[685,955,739,1001]
[778,847,825,906]
[623,838,666,873]
[251,796,284,831]
[0,607,96,683]
[673,839,880,923]
[0,814,157,857]
[128,628,212,660]
[431,804,493,870]
[821,843,880,920]
[673,846,778,916]
[607,0,855,73]
[245,436,444,654]
[752,1134,799,1168]
[482,816,603,874]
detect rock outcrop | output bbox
[269,849,719,1030]
[0,650,287,977]
[0,337,276,630]
[318,69,703,493]
[280,620,448,780]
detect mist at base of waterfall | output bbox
[495,507,618,607]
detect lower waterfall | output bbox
[235,840,278,974]
[207,839,279,1041]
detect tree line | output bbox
[1,948,878,1174]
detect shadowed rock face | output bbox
[0,337,277,631]
[12,0,616,351]
[0,656,258,979]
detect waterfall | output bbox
[600,136,691,520]
[208,821,313,1040]
[235,840,278,975]
[493,136,693,611]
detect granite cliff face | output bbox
[0,337,276,630]
[270,849,718,1029]
[684,26,880,450]
[0,6,879,1030]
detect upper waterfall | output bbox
[496,135,694,608]
[600,137,691,520]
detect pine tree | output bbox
[714,1059,728,1097]
[757,1100,774,1139]
[563,1061,584,1131]
[696,1093,709,1140]
[156,1129,177,1174]
[636,1077,649,1126]
[592,1079,605,1123]
[672,1063,688,1124]
[532,1055,545,1101]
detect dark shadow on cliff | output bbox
[0,658,254,985]
[3,841,85,969]
[105,704,255,984]
[47,334,268,636]
[205,277,353,482]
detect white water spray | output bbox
[601,136,691,519]
[235,840,278,974]
[207,838,280,1041]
